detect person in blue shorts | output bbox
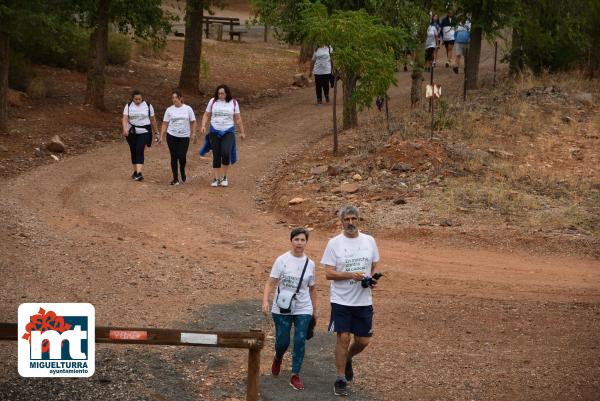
[321,205,381,396]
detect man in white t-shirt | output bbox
[321,205,381,396]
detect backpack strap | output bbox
[295,258,310,295]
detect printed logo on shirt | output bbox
[18,303,95,377]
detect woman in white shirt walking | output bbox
[262,227,318,391]
[200,85,246,187]
[310,45,333,104]
[121,89,159,181]
[158,90,197,186]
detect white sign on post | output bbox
[426,84,442,99]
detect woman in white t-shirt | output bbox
[262,227,317,391]
[158,90,197,186]
[309,45,333,104]
[121,89,159,181]
[199,84,246,188]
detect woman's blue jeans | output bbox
[272,313,312,374]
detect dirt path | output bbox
[1,54,599,400]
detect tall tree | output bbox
[179,0,205,93]
[76,0,171,109]
[85,0,110,109]
[367,0,432,106]
[302,3,404,130]
[456,0,517,89]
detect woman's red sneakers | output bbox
[290,374,305,390]
[271,357,282,376]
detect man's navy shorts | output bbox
[328,303,374,337]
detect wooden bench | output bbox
[203,16,248,41]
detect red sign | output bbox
[108,330,148,341]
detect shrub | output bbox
[9,52,35,92]
[11,26,130,70]
[27,77,47,99]
[107,33,131,65]
[134,37,166,58]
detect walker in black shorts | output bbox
[328,303,374,337]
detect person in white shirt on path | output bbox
[158,90,197,186]
[121,89,159,181]
[321,205,381,396]
[262,227,317,391]
[200,84,246,187]
[309,45,333,104]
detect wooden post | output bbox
[493,40,498,88]
[332,75,338,155]
[430,65,435,138]
[429,63,434,112]
[263,24,268,42]
[246,348,261,401]
[463,47,469,102]
[385,94,390,133]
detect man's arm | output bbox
[324,265,363,281]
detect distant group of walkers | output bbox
[262,205,381,395]
[426,9,471,73]
[122,85,246,187]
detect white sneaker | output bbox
[220,176,229,187]
[211,178,220,187]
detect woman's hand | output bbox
[157,135,162,145]
[200,126,207,135]
[240,131,246,140]
[192,133,198,144]
[123,129,129,137]
[262,300,270,316]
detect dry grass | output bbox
[422,70,599,236]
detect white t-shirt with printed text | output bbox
[163,104,196,138]
[205,98,240,132]
[123,101,155,134]
[320,232,380,307]
[270,252,316,315]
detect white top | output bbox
[321,232,380,307]
[442,25,455,42]
[205,98,240,132]
[163,104,196,138]
[123,101,155,134]
[426,25,438,49]
[270,252,316,315]
[312,46,332,75]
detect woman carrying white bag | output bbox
[262,227,317,391]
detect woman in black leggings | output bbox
[158,90,197,186]
[121,89,159,181]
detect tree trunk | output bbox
[342,75,357,129]
[410,70,424,107]
[178,0,204,94]
[0,32,9,133]
[84,0,110,110]
[410,24,427,107]
[465,26,482,90]
[263,24,268,42]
